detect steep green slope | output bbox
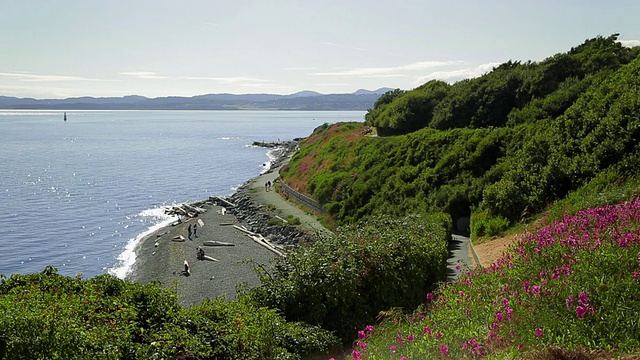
[281,35,640,235]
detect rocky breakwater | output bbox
[210,192,314,250]
[209,139,322,251]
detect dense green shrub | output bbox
[470,209,510,239]
[247,214,450,343]
[0,267,339,359]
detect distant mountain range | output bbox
[0,88,394,111]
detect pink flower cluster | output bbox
[351,325,375,359]
[567,292,596,318]
[461,337,487,357]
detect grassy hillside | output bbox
[280,35,640,238]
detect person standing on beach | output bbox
[188,224,193,240]
[193,224,198,238]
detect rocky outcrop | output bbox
[212,193,314,247]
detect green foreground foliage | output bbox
[0,267,338,359]
[247,214,450,343]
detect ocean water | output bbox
[0,110,365,279]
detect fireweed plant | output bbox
[349,198,640,359]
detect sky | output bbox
[1,0,639,99]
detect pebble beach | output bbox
[129,198,278,308]
[128,143,325,308]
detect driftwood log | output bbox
[232,225,286,258]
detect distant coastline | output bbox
[0,88,392,111]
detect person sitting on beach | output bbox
[196,247,205,260]
[183,260,191,276]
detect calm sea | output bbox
[0,110,365,279]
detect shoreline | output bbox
[128,141,313,308]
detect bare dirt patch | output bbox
[473,234,518,267]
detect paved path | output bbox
[243,165,332,236]
[447,234,475,281]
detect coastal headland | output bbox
[129,141,327,308]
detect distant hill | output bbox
[0,88,394,111]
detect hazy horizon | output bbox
[2,1,639,99]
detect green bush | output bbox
[0,267,339,359]
[285,215,301,225]
[247,214,450,343]
[470,209,511,239]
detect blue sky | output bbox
[1,0,639,99]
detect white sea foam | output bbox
[108,206,177,279]
[260,147,284,174]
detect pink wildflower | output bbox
[578,293,589,306]
[440,344,450,358]
[576,306,587,318]
[426,292,434,301]
[532,285,541,295]
[389,345,397,354]
[534,328,544,337]
[357,330,366,339]
[365,325,374,333]
[407,334,416,342]
[351,350,362,360]
[506,307,514,319]
[423,326,432,335]
[566,295,574,310]
[436,332,443,339]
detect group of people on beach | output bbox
[188,223,198,240]
[265,180,273,191]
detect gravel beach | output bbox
[129,200,278,308]
[129,143,328,308]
